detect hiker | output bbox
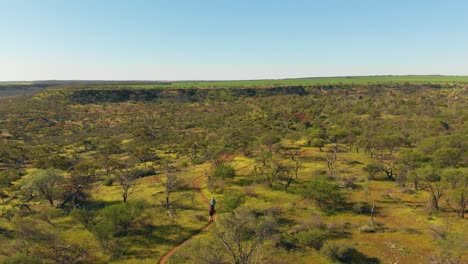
[210,197,216,207]
[209,204,215,223]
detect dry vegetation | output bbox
[0,78,466,263]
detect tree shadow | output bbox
[339,248,381,264]
[80,199,123,211]
[123,223,201,256]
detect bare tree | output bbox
[154,165,181,221]
[326,144,338,178]
[156,165,180,210]
[116,168,138,203]
[213,208,274,264]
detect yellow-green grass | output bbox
[2,144,466,263]
[170,145,466,263]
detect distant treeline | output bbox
[68,83,450,104]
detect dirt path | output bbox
[158,175,214,264]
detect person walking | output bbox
[209,204,215,223]
[209,197,216,222]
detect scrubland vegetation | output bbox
[0,77,466,263]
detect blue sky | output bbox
[1,0,467,80]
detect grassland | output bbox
[0,79,466,263]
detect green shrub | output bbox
[133,167,156,178]
[70,208,95,230]
[219,190,245,212]
[302,177,345,211]
[0,170,22,187]
[320,241,354,261]
[352,202,372,214]
[103,177,114,186]
[295,229,329,249]
[95,200,147,239]
[213,164,236,179]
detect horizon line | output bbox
[2,74,468,83]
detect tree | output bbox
[213,163,236,180]
[400,149,427,190]
[278,151,301,192]
[302,177,345,210]
[95,201,147,236]
[22,169,64,207]
[0,142,27,169]
[93,201,147,256]
[363,156,399,181]
[156,165,180,210]
[325,144,338,178]
[443,168,468,218]
[11,217,90,263]
[429,222,467,264]
[417,165,447,212]
[213,207,275,264]
[116,168,138,203]
[432,147,463,168]
[131,146,158,169]
[253,149,274,187]
[309,138,326,152]
[58,159,99,208]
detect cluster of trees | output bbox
[0,82,466,262]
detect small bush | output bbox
[320,241,354,261]
[133,167,156,178]
[103,177,114,186]
[352,202,372,214]
[294,229,329,249]
[358,224,377,233]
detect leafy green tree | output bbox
[95,200,147,237]
[22,169,64,207]
[399,149,428,190]
[417,165,447,211]
[302,177,345,210]
[131,146,158,169]
[213,163,236,180]
[432,147,463,168]
[309,138,326,152]
[0,142,27,169]
[443,168,468,218]
[58,159,99,208]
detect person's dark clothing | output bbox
[209,205,215,216]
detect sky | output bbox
[0,0,467,81]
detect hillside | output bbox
[0,77,466,264]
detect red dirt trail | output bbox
[158,176,215,264]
